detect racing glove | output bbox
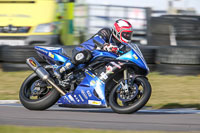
[103,43,119,54]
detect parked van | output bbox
[0,0,74,46]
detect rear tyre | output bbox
[109,76,151,114]
[19,73,60,110]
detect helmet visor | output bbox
[121,31,132,41]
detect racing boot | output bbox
[54,61,74,79]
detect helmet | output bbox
[112,19,133,43]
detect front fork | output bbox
[121,69,129,92]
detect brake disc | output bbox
[118,83,139,102]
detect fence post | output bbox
[146,8,152,45]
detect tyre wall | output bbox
[0,45,76,72]
[1,45,200,75]
[148,15,200,47]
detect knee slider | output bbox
[73,50,92,65]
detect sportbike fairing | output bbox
[57,70,107,107]
[34,46,70,65]
[34,42,149,107]
[34,46,108,107]
[118,43,149,73]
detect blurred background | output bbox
[0,0,200,75]
[0,0,200,109]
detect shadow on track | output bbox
[47,105,200,115]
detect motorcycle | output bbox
[19,41,152,114]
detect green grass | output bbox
[0,70,32,100]
[0,125,198,133]
[0,70,200,109]
[147,72,200,109]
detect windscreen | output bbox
[126,42,147,66]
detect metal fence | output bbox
[74,4,152,45]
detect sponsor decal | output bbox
[81,90,88,99]
[99,72,108,80]
[68,95,75,102]
[74,95,80,102]
[86,90,92,97]
[110,62,121,69]
[85,70,95,78]
[64,96,71,103]
[48,52,54,59]
[90,80,96,86]
[133,54,138,60]
[88,100,101,105]
[106,65,114,74]
[78,94,84,102]
[95,81,105,100]
[118,62,124,66]
[29,59,37,67]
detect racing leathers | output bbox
[54,28,126,79]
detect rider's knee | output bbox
[73,50,92,65]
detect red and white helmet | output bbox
[112,19,133,43]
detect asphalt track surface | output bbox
[0,104,200,131]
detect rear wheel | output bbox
[19,73,60,110]
[109,76,151,114]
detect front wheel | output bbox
[109,76,151,114]
[19,73,60,110]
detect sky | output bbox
[78,0,200,15]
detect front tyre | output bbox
[19,73,60,110]
[109,76,151,114]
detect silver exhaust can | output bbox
[26,57,65,96]
[26,57,49,81]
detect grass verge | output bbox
[0,70,200,109]
[0,125,198,133]
[147,72,200,109]
[0,70,32,100]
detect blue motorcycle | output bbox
[19,42,152,114]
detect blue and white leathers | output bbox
[34,42,149,108]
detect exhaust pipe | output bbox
[26,57,65,96]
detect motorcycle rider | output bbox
[54,19,133,79]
